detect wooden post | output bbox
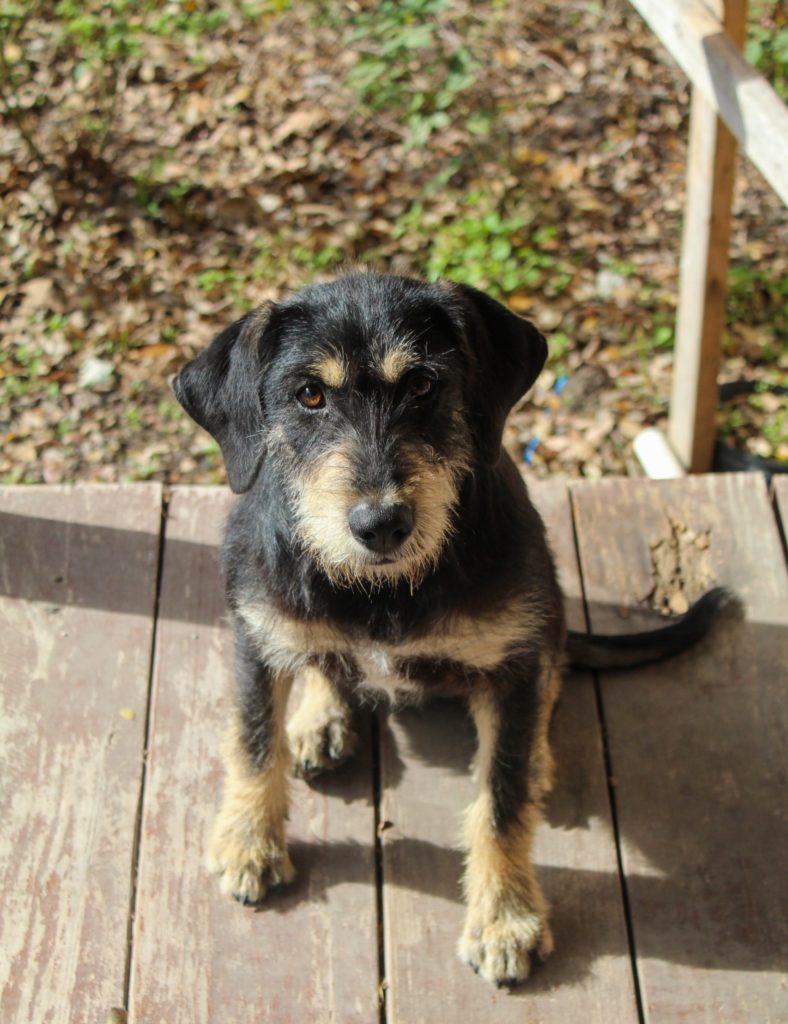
[668,0,747,473]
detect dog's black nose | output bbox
[349,502,414,555]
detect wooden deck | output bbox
[1,474,786,1024]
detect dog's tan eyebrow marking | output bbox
[308,354,348,388]
[375,347,417,385]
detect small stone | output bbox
[595,269,628,300]
[78,356,115,389]
[258,193,282,213]
[746,436,773,459]
[42,447,66,484]
[668,592,689,615]
[756,392,782,414]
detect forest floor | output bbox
[1,0,785,486]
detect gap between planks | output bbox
[122,490,171,1013]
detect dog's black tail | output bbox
[567,587,735,671]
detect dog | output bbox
[173,270,727,986]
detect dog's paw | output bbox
[287,704,357,780]
[207,829,295,906]
[458,911,553,987]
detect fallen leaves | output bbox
[0,1,785,485]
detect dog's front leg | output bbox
[207,625,294,905]
[459,654,560,986]
[288,663,358,780]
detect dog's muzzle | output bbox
[348,501,414,557]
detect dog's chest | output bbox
[240,599,418,693]
[350,641,411,699]
[239,595,529,695]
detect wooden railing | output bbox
[628,0,788,473]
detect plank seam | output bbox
[372,710,388,1024]
[769,480,788,564]
[121,489,170,1014]
[567,484,646,1024]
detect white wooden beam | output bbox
[629,0,788,205]
[634,427,687,478]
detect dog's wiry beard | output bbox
[288,443,467,590]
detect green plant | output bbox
[0,2,289,167]
[123,406,143,430]
[727,260,788,358]
[197,267,239,291]
[291,242,345,270]
[0,340,45,401]
[547,330,571,365]
[129,455,160,481]
[0,468,26,485]
[55,416,76,437]
[747,2,788,99]
[0,2,49,165]
[45,313,69,333]
[57,0,147,144]
[651,324,674,350]
[13,342,43,376]
[762,407,787,448]
[343,0,478,148]
[133,176,163,220]
[157,397,184,422]
[393,192,573,298]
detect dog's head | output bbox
[173,272,546,586]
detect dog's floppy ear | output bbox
[457,284,547,464]
[172,306,275,493]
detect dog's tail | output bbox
[566,586,735,671]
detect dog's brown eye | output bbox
[297,385,325,410]
[408,374,434,399]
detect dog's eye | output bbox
[297,385,325,410]
[407,374,435,399]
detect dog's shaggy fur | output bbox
[174,270,726,986]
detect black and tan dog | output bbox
[173,271,725,986]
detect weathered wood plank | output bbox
[379,477,639,1023]
[571,473,788,1022]
[0,484,162,1024]
[129,487,380,1024]
[628,0,788,204]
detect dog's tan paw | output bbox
[287,704,357,780]
[458,911,553,987]
[207,830,295,906]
